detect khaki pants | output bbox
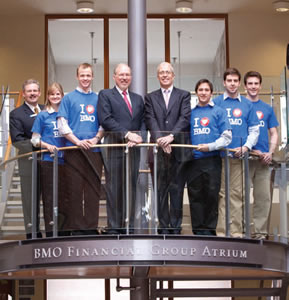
[249,159,272,238]
[217,159,245,237]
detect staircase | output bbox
[0,164,191,237]
[0,166,44,238]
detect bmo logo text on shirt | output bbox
[226,108,243,126]
[80,104,95,122]
[193,117,211,135]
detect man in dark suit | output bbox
[97,63,145,234]
[145,62,191,234]
[9,79,44,238]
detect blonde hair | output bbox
[45,82,64,109]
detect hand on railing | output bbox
[75,139,92,150]
[196,144,209,152]
[233,146,249,158]
[251,149,273,165]
[157,134,174,154]
[126,132,143,147]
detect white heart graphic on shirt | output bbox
[86,105,95,114]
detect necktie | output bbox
[122,90,132,115]
[164,89,170,109]
[34,107,39,115]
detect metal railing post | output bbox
[153,145,158,235]
[243,152,251,238]
[224,149,230,237]
[125,145,130,234]
[52,149,59,237]
[31,152,38,239]
[279,162,288,244]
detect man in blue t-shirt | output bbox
[185,79,231,236]
[213,68,259,238]
[57,63,103,235]
[244,71,279,239]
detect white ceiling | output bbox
[0,0,275,16]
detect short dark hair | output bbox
[76,63,93,76]
[223,68,241,81]
[195,78,213,93]
[244,71,262,85]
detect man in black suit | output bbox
[9,79,44,238]
[97,63,145,234]
[145,62,191,234]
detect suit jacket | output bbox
[97,86,146,144]
[145,86,191,146]
[9,102,44,154]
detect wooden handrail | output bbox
[0,142,259,170]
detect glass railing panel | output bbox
[0,131,288,242]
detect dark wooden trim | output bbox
[168,280,174,300]
[105,279,110,300]
[46,13,227,19]
[44,279,47,300]
[45,13,229,90]
[44,15,49,97]
[164,17,170,63]
[224,14,230,67]
[104,16,109,89]
[149,13,227,19]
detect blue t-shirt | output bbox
[213,94,259,148]
[57,89,100,151]
[190,104,231,159]
[32,110,65,163]
[251,100,279,153]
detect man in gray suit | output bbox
[145,62,191,234]
[97,63,145,234]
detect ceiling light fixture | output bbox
[273,0,289,12]
[176,0,193,13]
[76,1,94,14]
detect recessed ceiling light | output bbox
[76,1,94,14]
[176,0,193,13]
[272,0,289,12]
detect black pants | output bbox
[64,150,103,231]
[40,161,68,234]
[102,147,140,231]
[150,149,186,232]
[184,156,222,235]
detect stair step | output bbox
[1,225,45,232]
[7,194,21,199]
[7,200,22,205]
[8,190,21,194]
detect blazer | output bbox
[9,102,44,154]
[145,87,191,140]
[97,86,146,144]
[145,87,191,161]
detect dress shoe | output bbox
[101,228,120,235]
[26,232,42,239]
[158,228,170,234]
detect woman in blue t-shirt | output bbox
[31,82,67,237]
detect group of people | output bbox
[9,62,278,240]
